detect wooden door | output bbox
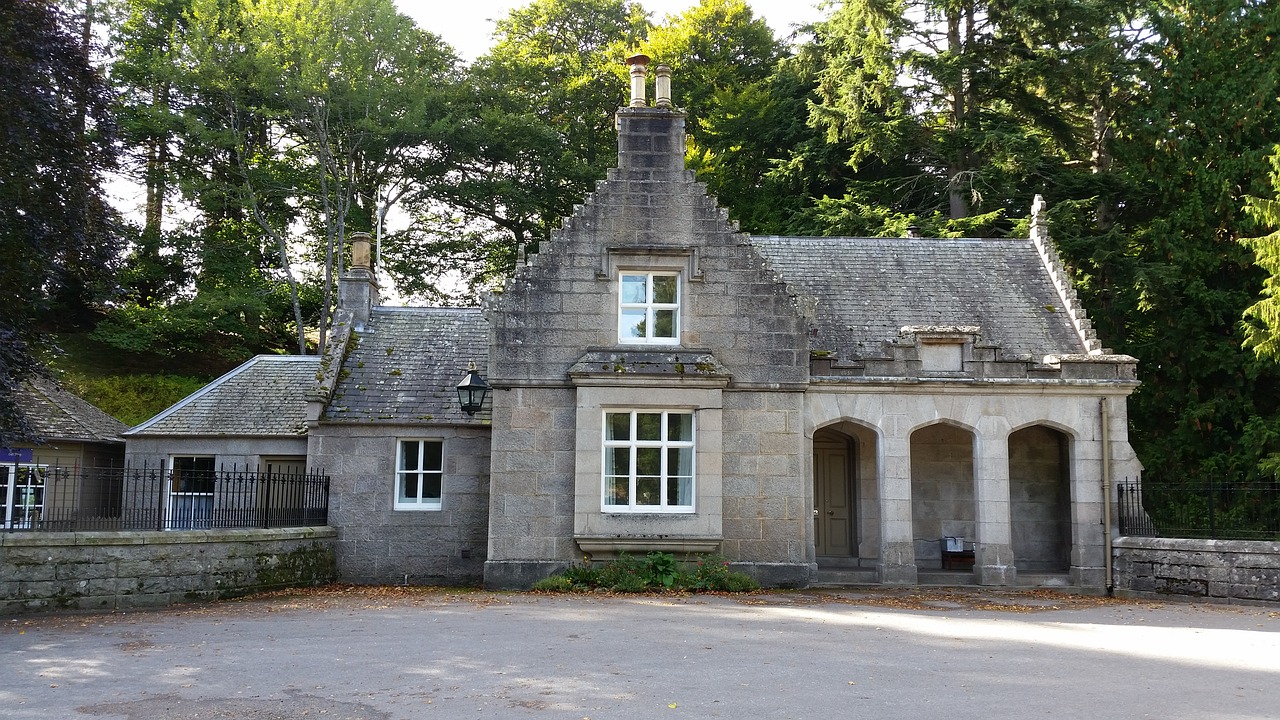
[814,433,854,557]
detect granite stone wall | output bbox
[309,424,491,586]
[483,104,813,588]
[1112,537,1280,603]
[0,527,335,615]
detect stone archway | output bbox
[910,423,976,569]
[813,429,856,558]
[1008,425,1071,572]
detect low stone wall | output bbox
[0,527,337,615]
[1112,536,1280,603]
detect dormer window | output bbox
[619,272,679,343]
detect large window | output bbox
[603,411,694,512]
[396,439,443,510]
[619,273,679,343]
[169,455,215,529]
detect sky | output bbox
[392,0,827,61]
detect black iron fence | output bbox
[1117,478,1280,540]
[1,464,329,532]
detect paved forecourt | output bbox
[2,588,1277,719]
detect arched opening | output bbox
[910,423,975,570]
[812,423,879,566]
[1008,425,1071,573]
[813,428,855,558]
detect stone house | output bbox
[3,377,127,529]
[126,62,1143,590]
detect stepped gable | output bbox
[126,355,320,437]
[487,71,810,388]
[325,307,488,424]
[751,235,1086,362]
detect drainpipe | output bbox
[1101,398,1114,595]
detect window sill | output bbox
[602,507,696,514]
[393,504,442,512]
[575,536,722,558]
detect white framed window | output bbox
[619,273,680,343]
[602,410,694,512]
[2,464,47,529]
[168,455,215,530]
[396,439,443,510]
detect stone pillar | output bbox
[1070,398,1109,588]
[877,431,917,584]
[974,420,1016,585]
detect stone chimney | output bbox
[616,54,686,175]
[906,225,923,238]
[338,231,379,329]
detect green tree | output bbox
[640,0,804,232]
[805,0,1139,228]
[393,0,647,299]
[0,0,121,443]
[1109,0,1280,483]
[239,0,458,347]
[1241,148,1280,361]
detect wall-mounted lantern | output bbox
[456,361,490,416]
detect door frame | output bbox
[813,429,857,560]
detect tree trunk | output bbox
[946,4,970,219]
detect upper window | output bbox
[619,273,679,343]
[603,410,694,512]
[396,439,443,510]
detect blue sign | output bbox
[0,448,34,463]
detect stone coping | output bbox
[1114,536,1280,554]
[0,526,337,548]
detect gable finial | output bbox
[1030,194,1049,245]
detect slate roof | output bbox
[126,355,320,437]
[324,307,489,425]
[751,236,1085,359]
[15,376,127,444]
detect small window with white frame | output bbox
[396,439,443,510]
[619,273,679,343]
[603,410,694,512]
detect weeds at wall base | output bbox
[532,552,759,593]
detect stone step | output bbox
[811,568,878,587]
[918,570,978,586]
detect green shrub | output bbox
[530,552,758,594]
[532,575,573,592]
[644,551,679,588]
[562,563,601,588]
[718,571,760,593]
[684,555,759,592]
[597,553,648,591]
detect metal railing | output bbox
[1117,478,1280,540]
[2,464,329,532]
